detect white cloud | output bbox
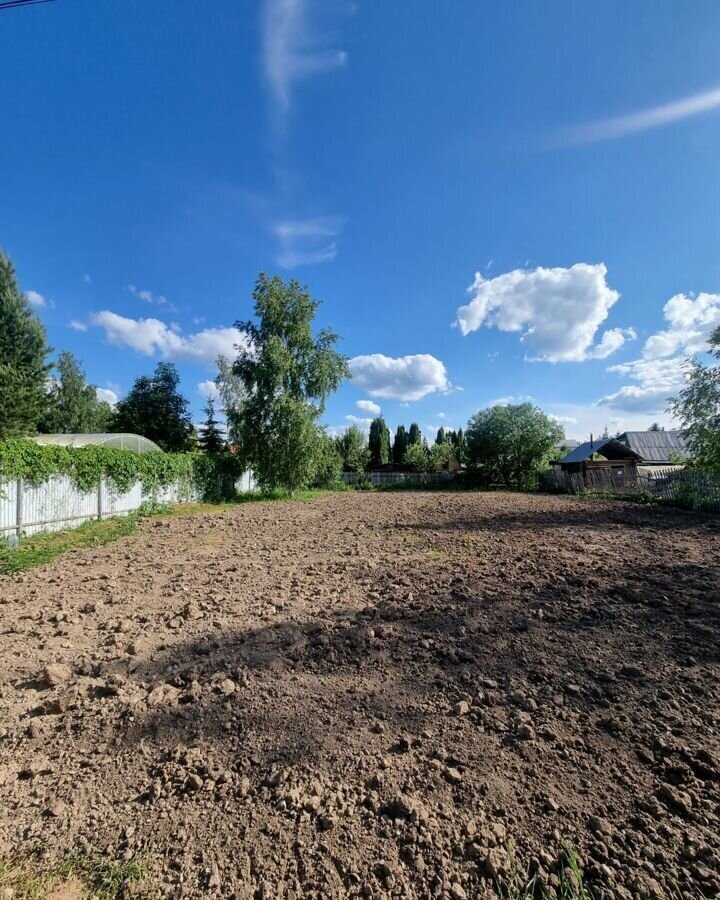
[550,414,578,426]
[83,274,92,285]
[345,414,373,429]
[356,399,380,415]
[598,291,720,413]
[349,353,451,402]
[273,215,343,268]
[95,387,118,408]
[27,290,46,308]
[129,284,177,312]
[90,311,248,365]
[198,380,220,401]
[487,394,535,406]
[261,0,347,119]
[69,320,88,332]
[560,83,720,146]
[456,263,633,363]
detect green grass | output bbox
[496,846,594,900]
[0,852,147,900]
[0,515,139,575]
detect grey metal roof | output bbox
[558,438,642,465]
[555,439,580,450]
[616,431,689,464]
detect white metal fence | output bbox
[1,470,257,538]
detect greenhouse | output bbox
[31,433,162,453]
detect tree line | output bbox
[2,246,718,493]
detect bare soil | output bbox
[1,491,719,899]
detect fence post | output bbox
[16,477,23,536]
[97,477,103,521]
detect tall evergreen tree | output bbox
[408,422,422,446]
[435,426,446,445]
[112,362,193,451]
[368,416,391,467]
[40,351,113,433]
[0,249,52,439]
[197,398,226,454]
[392,424,408,464]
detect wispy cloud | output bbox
[558,83,720,146]
[128,284,177,313]
[273,215,343,268]
[27,290,47,308]
[69,319,88,332]
[261,0,347,122]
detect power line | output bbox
[0,0,57,9]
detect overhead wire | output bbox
[0,0,57,10]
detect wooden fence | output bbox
[540,466,720,513]
[341,471,455,487]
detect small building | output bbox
[615,431,689,465]
[557,438,642,489]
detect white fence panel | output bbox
[101,481,144,518]
[0,479,18,535]
[21,475,99,536]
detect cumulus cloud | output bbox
[272,216,343,268]
[90,311,248,365]
[345,414,373,429]
[456,263,633,363]
[198,380,220,401]
[355,399,380,415]
[96,387,118,408]
[349,353,451,402]
[598,291,720,413]
[69,320,88,332]
[550,414,578,426]
[261,0,347,120]
[27,290,47,308]
[559,83,720,146]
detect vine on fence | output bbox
[0,440,243,502]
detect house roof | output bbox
[559,438,642,465]
[616,431,689,464]
[555,439,580,450]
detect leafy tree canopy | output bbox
[669,327,720,471]
[408,422,422,446]
[232,274,348,492]
[336,424,370,472]
[392,424,408,464]
[466,402,563,488]
[0,249,52,439]
[403,442,431,472]
[40,351,113,434]
[112,362,193,452]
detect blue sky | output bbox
[2,0,720,440]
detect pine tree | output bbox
[368,416,391,467]
[408,422,422,446]
[392,424,408,464]
[0,249,52,439]
[435,426,446,445]
[198,398,226,454]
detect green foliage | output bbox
[392,424,408,464]
[335,424,370,472]
[403,442,431,472]
[466,402,564,488]
[112,362,193,452]
[429,441,456,470]
[40,350,114,434]
[368,416,391,467]
[232,274,349,492]
[197,397,226,454]
[0,249,53,440]
[408,422,422,446]
[215,353,245,444]
[311,432,344,488]
[669,326,720,472]
[434,426,446,445]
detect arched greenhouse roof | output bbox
[32,433,162,453]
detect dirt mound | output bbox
[1,492,719,898]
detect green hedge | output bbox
[0,439,243,501]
